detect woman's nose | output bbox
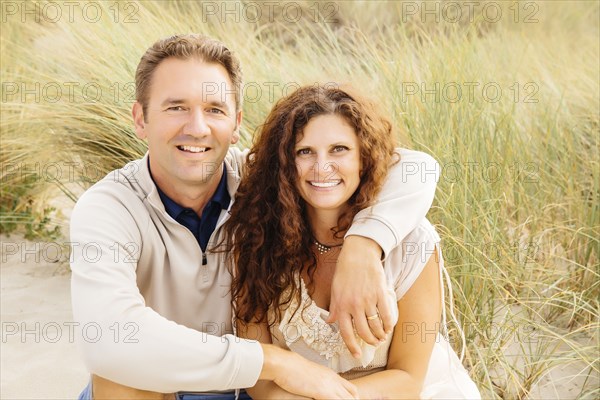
[312,153,338,177]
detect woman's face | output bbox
[294,114,362,215]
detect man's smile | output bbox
[177,145,211,153]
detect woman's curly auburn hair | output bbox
[224,84,398,327]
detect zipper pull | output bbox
[201,253,209,283]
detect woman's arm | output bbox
[237,321,358,400]
[350,247,442,399]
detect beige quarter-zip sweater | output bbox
[70,147,439,392]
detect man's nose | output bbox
[183,109,210,137]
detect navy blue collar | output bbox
[148,159,230,220]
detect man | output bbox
[70,34,439,399]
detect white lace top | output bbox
[268,218,442,379]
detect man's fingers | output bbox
[333,376,358,400]
[366,310,386,341]
[377,291,394,334]
[331,381,358,400]
[327,305,338,323]
[353,313,379,346]
[343,380,360,399]
[335,376,358,400]
[338,314,361,358]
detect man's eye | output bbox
[208,108,225,114]
[167,106,185,111]
[296,148,311,156]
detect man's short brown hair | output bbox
[135,34,243,117]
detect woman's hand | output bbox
[328,235,393,358]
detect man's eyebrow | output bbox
[160,98,231,111]
[206,100,231,111]
[160,98,186,107]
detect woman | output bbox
[224,85,481,399]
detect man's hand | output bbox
[328,235,393,358]
[259,344,359,399]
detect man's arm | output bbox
[329,149,440,357]
[346,149,440,256]
[70,187,263,393]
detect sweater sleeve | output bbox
[346,149,440,259]
[69,187,263,392]
[226,146,251,177]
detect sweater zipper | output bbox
[201,252,209,282]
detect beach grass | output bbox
[1,1,598,398]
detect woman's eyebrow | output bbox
[330,142,351,146]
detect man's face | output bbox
[132,58,241,191]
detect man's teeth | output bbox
[310,180,341,188]
[179,146,207,153]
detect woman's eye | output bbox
[296,148,311,156]
[332,145,349,152]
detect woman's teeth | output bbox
[309,180,341,188]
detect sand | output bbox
[1,233,88,399]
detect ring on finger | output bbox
[366,313,379,321]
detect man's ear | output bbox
[231,110,243,144]
[132,102,147,139]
